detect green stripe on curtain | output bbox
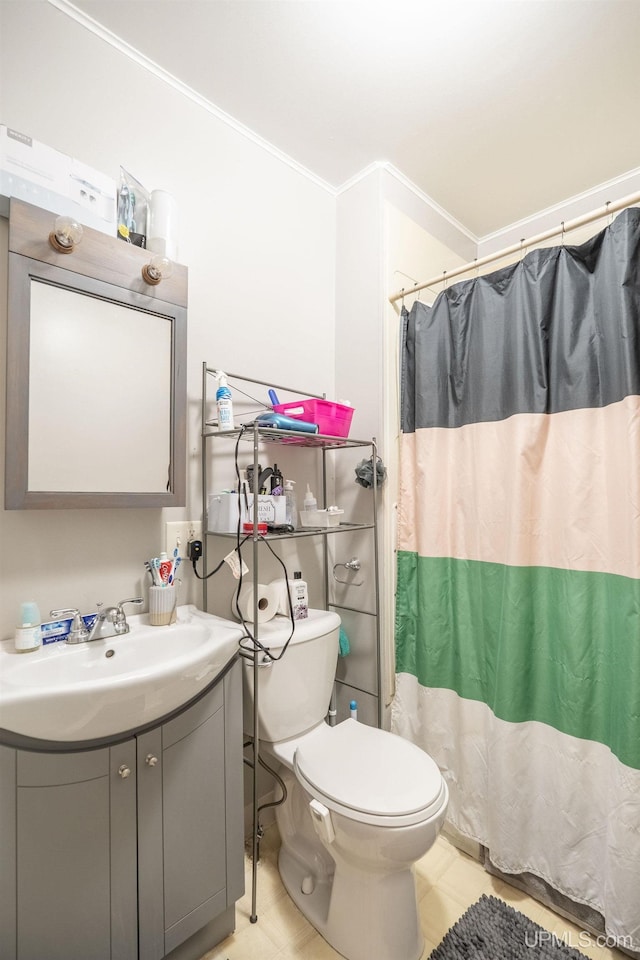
[395,551,640,769]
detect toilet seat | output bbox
[294,719,447,827]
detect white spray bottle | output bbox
[215,371,234,431]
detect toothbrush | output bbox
[169,557,181,585]
[151,557,162,585]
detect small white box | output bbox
[208,493,286,533]
[0,125,116,235]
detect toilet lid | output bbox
[294,719,447,827]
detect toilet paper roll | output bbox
[269,578,290,616]
[147,189,178,261]
[233,582,279,623]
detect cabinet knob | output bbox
[118,764,132,779]
[145,754,159,767]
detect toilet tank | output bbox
[242,608,340,742]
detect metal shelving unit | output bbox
[200,364,381,923]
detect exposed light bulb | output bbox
[142,254,174,285]
[49,215,84,253]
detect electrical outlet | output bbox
[165,521,202,559]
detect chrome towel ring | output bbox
[332,557,363,586]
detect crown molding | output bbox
[47,0,337,196]
[336,161,478,245]
[46,0,640,250]
[478,165,640,255]
[380,163,479,244]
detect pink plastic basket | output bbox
[273,399,354,438]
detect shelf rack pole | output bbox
[201,362,209,611]
[250,421,261,923]
[371,438,383,726]
[322,446,329,609]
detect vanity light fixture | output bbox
[48,215,84,254]
[142,253,174,286]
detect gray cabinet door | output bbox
[1,660,244,960]
[11,742,137,960]
[137,680,228,960]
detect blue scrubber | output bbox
[339,626,350,657]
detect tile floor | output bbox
[201,826,629,960]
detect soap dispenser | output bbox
[15,601,42,653]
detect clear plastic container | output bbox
[299,508,344,528]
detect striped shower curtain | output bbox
[391,209,640,949]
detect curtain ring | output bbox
[606,200,613,226]
[520,238,527,258]
[443,270,448,290]
[474,258,479,279]
[561,221,565,246]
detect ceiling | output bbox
[70,0,640,239]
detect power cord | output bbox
[235,535,295,662]
[189,421,297,661]
[190,425,249,581]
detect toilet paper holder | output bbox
[332,557,363,586]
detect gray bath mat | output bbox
[429,894,590,960]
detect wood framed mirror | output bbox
[5,199,187,509]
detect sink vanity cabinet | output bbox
[0,657,244,960]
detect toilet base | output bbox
[263,734,447,960]
[278,839,424,960]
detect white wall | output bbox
[0,1,336,638]
[332,167,473,724]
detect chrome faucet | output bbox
[50,607,90,644]
[51,598,143,644]
[87,598,144,641]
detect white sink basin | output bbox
[0,605,243,743]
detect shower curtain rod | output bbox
[388,188,640,305]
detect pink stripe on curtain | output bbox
[397,395,640,579]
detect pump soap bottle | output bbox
[215,371,234,431]
[284,479,297,529]
[15,601,42,653]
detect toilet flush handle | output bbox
[309,798,335,844]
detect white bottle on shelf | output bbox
[302,483,319,525]
[215,371,234,431]
[290,571,308,621]
[303,484,317,512]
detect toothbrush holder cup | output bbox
[149,585,177,626]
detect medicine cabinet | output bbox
[4,199,187,509]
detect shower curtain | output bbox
[391,208,640,950]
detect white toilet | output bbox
[242,609,448,960]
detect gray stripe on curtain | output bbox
[401,207,640,433]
